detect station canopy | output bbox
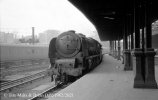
[69,0,158,41]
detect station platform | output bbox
[47,54,158,100]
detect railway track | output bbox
[0,59,49,70]
[27,82,73,100]
[27,82,63,100]
[0,61,49,78]
[0,70,48,92]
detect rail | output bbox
[0,59,49,70]
[28,82,63,100]
[0,70,47,92]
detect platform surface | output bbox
[47,54,158,100]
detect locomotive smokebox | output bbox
[55,31,81,57]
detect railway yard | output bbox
[0,51,75,100]
[0,43,158,100]
[0,62,74,100]
[0,54,158,100]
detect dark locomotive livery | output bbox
[48,30,102,84]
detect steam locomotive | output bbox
[48,30,102,84]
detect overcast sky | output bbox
[0,0,96,36]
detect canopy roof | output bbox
[69,0,158,41]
